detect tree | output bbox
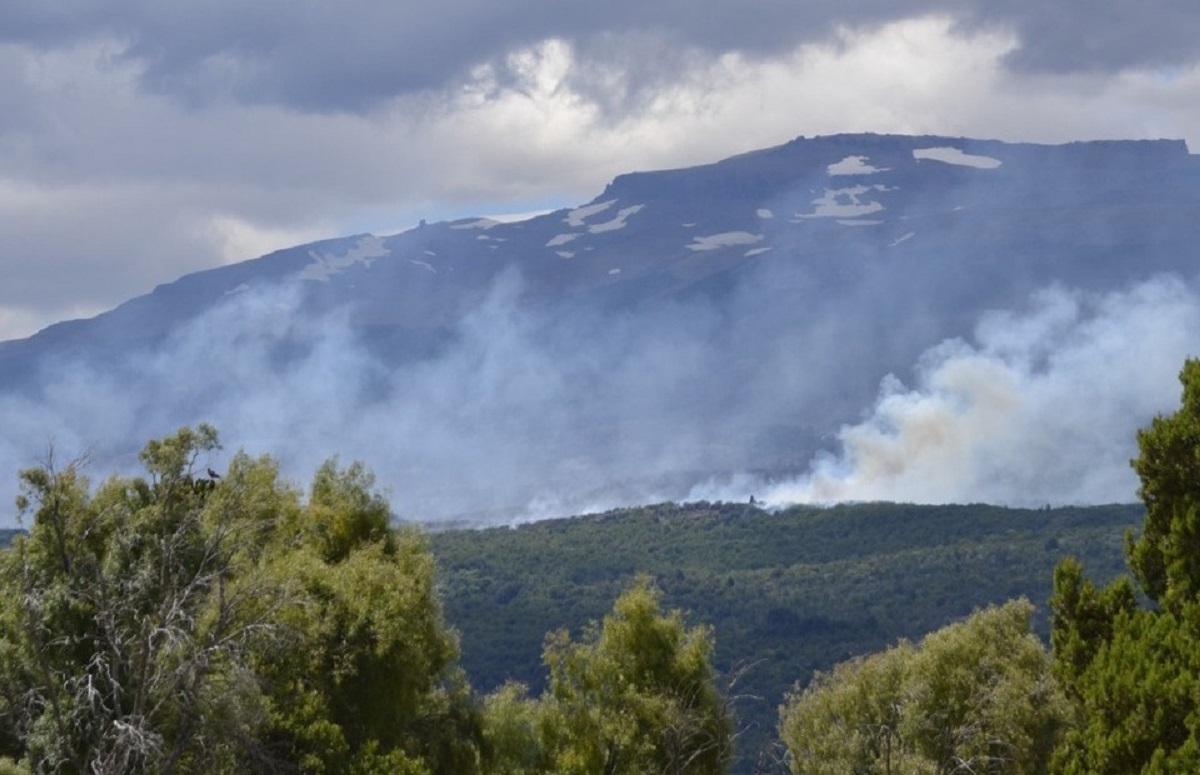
[1127,358,1200,610]
[780,599,1069,775]
[778,639,914,775]
[250,462,477,773]
[0,427,480,774]
[481,577,733,775]
[479,682,548,775]
[1050,358,1200,773]
[0,425,278,772]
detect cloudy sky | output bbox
[4,1,1200,342]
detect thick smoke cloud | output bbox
[709,276,1200,508]
[4,255,1196,527]
[0,269,743,524]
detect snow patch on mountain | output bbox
[588,204,644,233]
[913,147,1002,169]
[687,232,764,251]
[298,236,389,282]
[409,260,436,273]
[565,199,616,227]
[546,233,579,247]
[744,247,773,257]
[890,232,916,247]
[794,185,888,219]
[756,209,774,219]
[450,218,500,230]
[827,155,888,175]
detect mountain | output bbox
[2,133,1198,522]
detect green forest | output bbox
[431,500,1135,772]
[2,358,1200,773]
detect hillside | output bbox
[2,134,1198,523]
[430,501,1140,772]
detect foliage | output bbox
[0,424,1150,775]
[776,638,914,775]
[432,501,1136,772]
[1051,358,1200,774]
[482,578,732,774]
[541,578,732,774]
[0,427,478,774]
[480,682,547,775]
[1127,358,1200,609]
[779,599,1069,775]
[0,425,272,772]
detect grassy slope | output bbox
[430,501,1140,772]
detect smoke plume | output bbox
[744,276,1200,507]
[2,256,1197,525]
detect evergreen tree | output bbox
[1050,358,1200,773]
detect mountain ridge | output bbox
[10,132,1194,346]
[6,132,1194,354]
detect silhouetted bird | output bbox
[207,468,221,480]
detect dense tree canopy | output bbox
[540,578,733,774]
[432,500,1137,772]
[481,578,733,775]
[779,599,1069,775]
[0,427,478,774]
[0,427,736,774]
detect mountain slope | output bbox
[2,134,1198,522]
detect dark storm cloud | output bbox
[5,1,1197,114]
[955,1,1200,74]
[0,0,860,111]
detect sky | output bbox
[3,2,1200,341]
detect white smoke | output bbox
[747,276,1200,507]
[4,264,1199,526]
[0,271,734,524]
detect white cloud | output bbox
[205,215,332,266]
[0,302,108,342]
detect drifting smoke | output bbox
[0,270,753,524]
[2,259,1198,525]
[723,276,1200,507]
